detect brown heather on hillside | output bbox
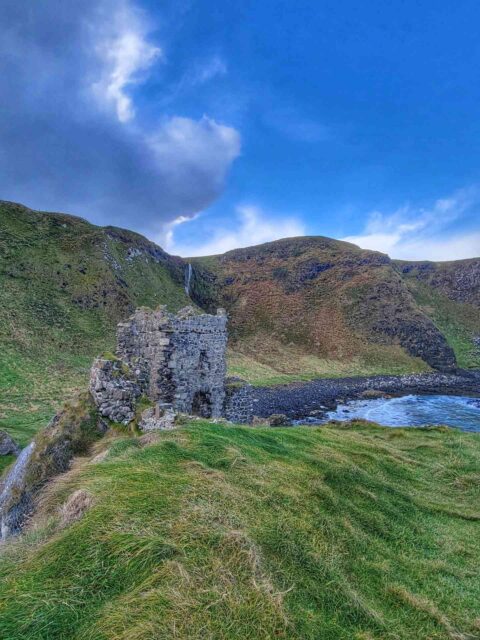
[396,258,480,307]
[191,237,460,375]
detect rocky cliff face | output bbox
[192,237,459,372]
[0,394,104,539]
[347,276,456,370]
[396,258,480,307]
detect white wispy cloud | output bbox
[159,204,305,256]
[91,3,162,122]
[190,55,227,85]
[265,106,329,143]
[0,0,241,231]
[342,188,480,260]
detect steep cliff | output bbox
[191,237,457,377]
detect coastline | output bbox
[251,369,480,420]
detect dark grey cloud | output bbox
[0,0,240,232]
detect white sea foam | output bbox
[326,395,480,432]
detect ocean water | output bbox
[324,395,480,432]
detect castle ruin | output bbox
[90,306,253,426]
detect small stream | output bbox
[320,394,480,432]
[184,263,193,297]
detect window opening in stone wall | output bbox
[198,349,211,375]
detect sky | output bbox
[1,0,480,260]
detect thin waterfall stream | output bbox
[184,263,193,297]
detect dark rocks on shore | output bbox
[251,370,480,421]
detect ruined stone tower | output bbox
[90,306,232,424]
[116,306,228,417]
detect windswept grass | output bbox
[227,338,429,386]
[0,421,479,639]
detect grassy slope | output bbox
[0,202,190,447]
[404,281,480,369]
[398,262,480,369]
[193,238,435,385]
[226,343,427,386]
[0,421,479,640]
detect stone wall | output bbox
[223,378,254,424]
[91,306,229,422]
[89,357,141,424]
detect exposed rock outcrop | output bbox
[0,430,20,456]
[397,258,480,307]
[347,277,457,370]
[0,394,105,540]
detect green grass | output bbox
[405,280,480,369]
[227,343,430,386]
[0,201,190,446]
[1,421,479,639]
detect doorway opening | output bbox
[191,391,212,418]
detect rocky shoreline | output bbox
[251,370,480,421]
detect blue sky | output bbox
[1,0,480,259]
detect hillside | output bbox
[0,420,479,639]
[1,201,479,445]
[396,260,480,370]
[0,201,191,446]
[191,238,479,383]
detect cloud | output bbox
[90,4,162,122]
[147,116,240,203]
[190,55,227,86]
[0,0,240,231]
[343,188,480,260]
[264,106,329,143]
[160,204,306,256]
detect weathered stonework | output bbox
[138,405,176,431]
[89,306,232,424]
[223,378,254,424]
[117,306,228,417]
[89,357,141,424]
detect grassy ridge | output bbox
[0,202,190,445]
[0,421,479,639]
[192,238,454,383]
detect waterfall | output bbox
[0,441,35,539]
[184,263,193,297]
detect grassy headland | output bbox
[0,420,479,639]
